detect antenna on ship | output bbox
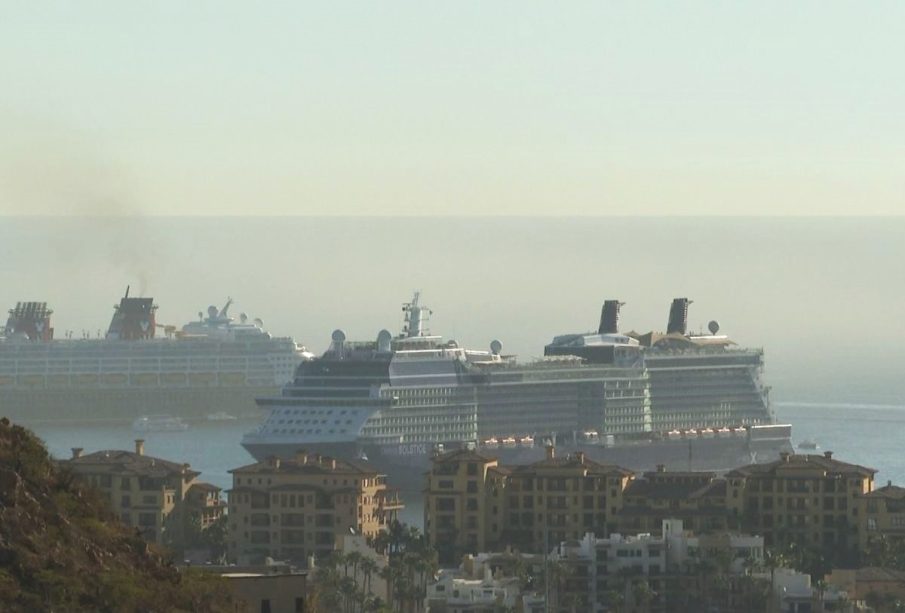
[401,292,432,338]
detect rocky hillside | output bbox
[0,417,238,612]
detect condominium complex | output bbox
[426,447,879,564]
[423,447,633,563]
[227,451,403,565]
[64,439,224,546]
[860,482,905,549]
[726,450,875,553]
[620,467,731,534]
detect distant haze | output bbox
[2,3,905,216]
[2,217,903,405]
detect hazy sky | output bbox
[2,2,904,216]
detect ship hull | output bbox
[0,386,279,424]
[242,429,794,490]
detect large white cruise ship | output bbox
[242,295,792,483]
[0,289,311,423]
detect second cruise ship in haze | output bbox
[0,288,311,423]
[242,294,792,481]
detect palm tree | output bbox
[542,559,570,611]
[361,557,379,597]
[601,588,624,613]
[632,579,656,613]
[347,550,364,583]
[509,554,529,590]
[764,548,789,613]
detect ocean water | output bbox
[25,399,905,531]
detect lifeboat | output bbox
[582,430,600,441]
[717,427,732,438]
[483,437,500,448]
[667,430,682,440]
[685,429,699,438]
[733,427,747,437]
[701,428,715,439]
[502,436,517,448]
[519,436,535,448]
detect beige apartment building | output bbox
[726,451,875,554]
[424,446,633,562]
[620,466,731,534]
[227,451,403,565]
[860,482,905,549]
[427,447,883,565]
[65,439,224,547]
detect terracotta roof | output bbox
[65,450,199,479]
[863,484,905,499]
[522,453,632,476]
[188,481,221,493]
[642,470,717,479]
[230,454,379,476]
[726,454,876,478]
[431,448,497,464]
[624,477,726,500]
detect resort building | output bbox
[64,439,223,547]
[726,451,875,554]
[859,482,905,549]
[618,467,731,534]
[424,446,633,562]
[426,446,882,572]
[227,451,403,565]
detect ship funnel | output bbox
[598,300,623,334]
[6,302,55,342]
[107,291,157,341]
[666,298,692,335]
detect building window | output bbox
[437,498,455,512]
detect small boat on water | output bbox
[798,439,819,450]
[132,415,189,432]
